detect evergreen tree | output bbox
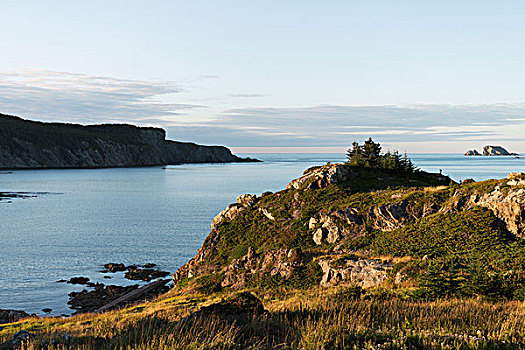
[345,139,417,173]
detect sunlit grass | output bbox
[2,287,525,349]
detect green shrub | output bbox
[195,273,224,294]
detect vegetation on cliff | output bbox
[346,137,416,173]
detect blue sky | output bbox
[2,1,525,153]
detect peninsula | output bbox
[0,114,257,169]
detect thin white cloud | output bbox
[166,104,525,149]
[2,70,525,152]
[227,93,266,98]
[0,70,201,123]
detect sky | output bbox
[1,1,525,153]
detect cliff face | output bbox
[0,114,256,169]
[174,164,525,300]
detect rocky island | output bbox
[5,140,525,348]
[0,113,257,169]
[465,145,518,156]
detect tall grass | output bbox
[6,290,525,349]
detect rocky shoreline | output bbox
[62,263,172,314]
[0,262,172,322]
[0,192,36,203]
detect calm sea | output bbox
[1,153,524,316]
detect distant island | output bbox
[0,113,258,169]
[465,145,519,156]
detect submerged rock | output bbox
[124,268,170,282]
[67,277,91,285]
[103,263,126,272]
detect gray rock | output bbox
[309,208,362,245]
[211,203,246,230]
[313,228,325,245]
[237,194,258,207]
[460,185,525,238]
[308,217,318,230]
[259,208,276,221]
[287,163,353,190]
[483,145,517,156]
[464,149,481,156]
[222,247,301,288]
[319,258,393,288]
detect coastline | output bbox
[2,153,525,316]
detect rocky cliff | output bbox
[174,163,525,300]
[483,145,518,156]
[464,149,481,156]
[464,145,518,156]
[0,113,257,169]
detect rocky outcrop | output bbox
[309,209,363,245]
[319,258,393,288]
[483,145,517,156]
[466,185,525,238]
[507,172,525,187]
[211,194,259,230]
[177,193,270,281]
[372,201,413,231]
[464,150,481,156]
[222,247,300,288]
[0,309,30,324]
[103,263,126,272]
[0,113,258,169]
[309,199,440,242]
[287,163,353,190]
[441,174,525,238]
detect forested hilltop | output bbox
[0,113,256,169]
[5,140,525,349]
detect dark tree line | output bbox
[346,138,416,173]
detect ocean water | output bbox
[0,153,524,316]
